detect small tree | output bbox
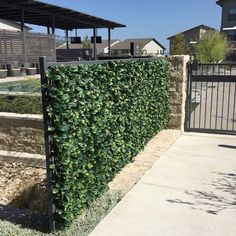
[171,33,190,55]
[82,35,92,49]
[196,31,228,63]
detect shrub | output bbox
[196,31,228,63]
[0,95,42,114]
[45,59,171,227]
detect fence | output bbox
[186,61,236,135]
[40,56,171,232]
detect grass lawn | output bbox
[0,191,121,236]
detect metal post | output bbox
[52,16,55,35]
[21,8,27,64]
[75,29,78,37]
[52,16,56,61]
[21,9,24,32]
[39,56,56,234]
[108,28,111,57]
[93,28,97,60]
[66,30,69,61]
[47,27,51,35]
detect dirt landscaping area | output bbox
[0,161,47,212]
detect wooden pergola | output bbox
[0,0,126,61]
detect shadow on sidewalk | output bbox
[167,171,236,215]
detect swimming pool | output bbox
[0,79,41,93]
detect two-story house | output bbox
[217,0,236,61]
[167,25,217,55]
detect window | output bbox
[227,30,236,41]
[228,8,236,21]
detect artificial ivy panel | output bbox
[45,59,171,226]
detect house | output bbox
[111,38,166,56]
[217,0,236,61]
[56,39,120,60]
[167,25,217,55]
[0,19,31,31]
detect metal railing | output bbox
[186,61,236,135]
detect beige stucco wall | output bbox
[143,40,164,55]
[0,22,20,31]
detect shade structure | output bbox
[0,0,126,30]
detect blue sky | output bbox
[32,0,222,51]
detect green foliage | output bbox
[45,59,171,227]
[170,33,190,55]
[82,35,92,49]
[196,31,228,63]
[0,95,42,114]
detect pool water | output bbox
[0,79,41,93]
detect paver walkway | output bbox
[90,133,236,236]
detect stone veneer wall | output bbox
[0,113,44,154]
[168,55,190,131]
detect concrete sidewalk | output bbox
[90,133,236,236]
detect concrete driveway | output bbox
[90,133,236,236]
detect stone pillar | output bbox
[168,55,190,131]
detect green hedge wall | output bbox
[45,59,171,227]
[0,95,42,114]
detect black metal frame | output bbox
[185,61,236,135]
[39,57,56,233]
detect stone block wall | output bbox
[0,113,44,154]
[168,55,190,131]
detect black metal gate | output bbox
[185,61,236,135]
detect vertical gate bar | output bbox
[39,57,56,234]
[215,81,220,130]
[221,66,226,130]
[193,81,197,128]
[209,64,214,129]
[226,81,231,131]
[187,63,193,130]
[199,80,203,128]
[204,65,208,129]
[226,65,232,131]
[232,82,236,131]
[215,64,221,130]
